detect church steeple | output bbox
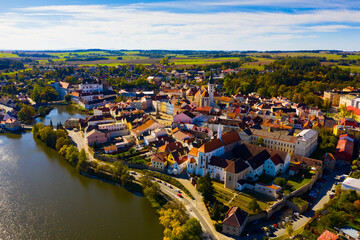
[218,124,222,141]
[208,71,214,106]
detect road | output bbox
[67,130,94,161]
[131,173,218,240]
[269,165,351,239]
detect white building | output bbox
[342,177,360,193]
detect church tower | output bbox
[208,71,215,106]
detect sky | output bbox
[0,0,359,51]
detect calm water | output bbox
[36,105,88,125]
[0,107,163,240]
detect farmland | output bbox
[0,50,359,72]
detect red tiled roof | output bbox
[221,131,241,146]
[198,139,224,153]
[317,230,338,240]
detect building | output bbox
[239,127,318,157]
[4,119,21,131]
[86,129,109,145]
[222,206,248,237]
[151,152,168,171]
[323,90,341,107]
[333,124,360,139]
[130,119,164,137]
[317,230,339,240]
[337,226,360,240]
[342,177,360,194]
[335,134,355,163]
[64,118,81,129]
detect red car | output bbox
[177,193,183,198]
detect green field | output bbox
[0,52,19,58]
[249,52,360,60]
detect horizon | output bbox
[0,1,360,50]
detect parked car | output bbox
[177,193,183,198]
[176,189,181,193]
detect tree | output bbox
[354,200,360,211]
[38,126,57,148]
[274,177,287,188]
[286,222,294,237]
[65,94,71,102]
[76,149,88,172]
[18,105,36,123]
[211,202,222,221]
[196,173,215,203]
[256,137,264,146]
[175,218,203,240]
[248,198,261,213]
[65,145,79,164]
[112,161,130,186]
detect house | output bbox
[130,119,164,137]
[104,145,117,154]
[222,206,248,237]
[64,118,81,129]
[151,152,168,171]
[335,134,355,163]
[86,129,109,145]
[289,164,302,176]
[323,153,336,170]
[317,230,338,240]
[337,226,360,240]
[342,177,360,194]
[5,119,21,131]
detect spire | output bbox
[209,70,214,84]
[218,124,222,141]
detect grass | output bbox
[0,52,19,58]
[213,181,235,205]
[212,181,276,215]
[339,65,360,73]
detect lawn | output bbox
[213,181,235,205]
[213,181,276,214]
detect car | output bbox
[131,171,137,175]
[176,189,182,193]
[168,185,173,189]
[177,193,183,198]
[157,180,162,183]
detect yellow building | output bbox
[333,125,360,138]
[323,90,341,107]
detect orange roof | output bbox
[104,145,117,151]
[198,139,224,153]
[317,230,338,240]
[218,96,233,102]
[188,147,198,156]
[221,131,241,146]
[131,119,156,134]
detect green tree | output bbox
[38,126,57,148]
[274,177,287,188]
[65,94,71,102]
[286,222,294,237]
[76,149,87,172]
[196,173,215,203]
[18,105,36,123]
[248,198,261,213]
[256,136,264,146]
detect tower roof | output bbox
[209,71,214,84]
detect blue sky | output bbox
[0,0,359,50]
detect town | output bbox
[1,52,360,240]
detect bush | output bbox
[214,222,222,232]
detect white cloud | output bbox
[0,4,359,50]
